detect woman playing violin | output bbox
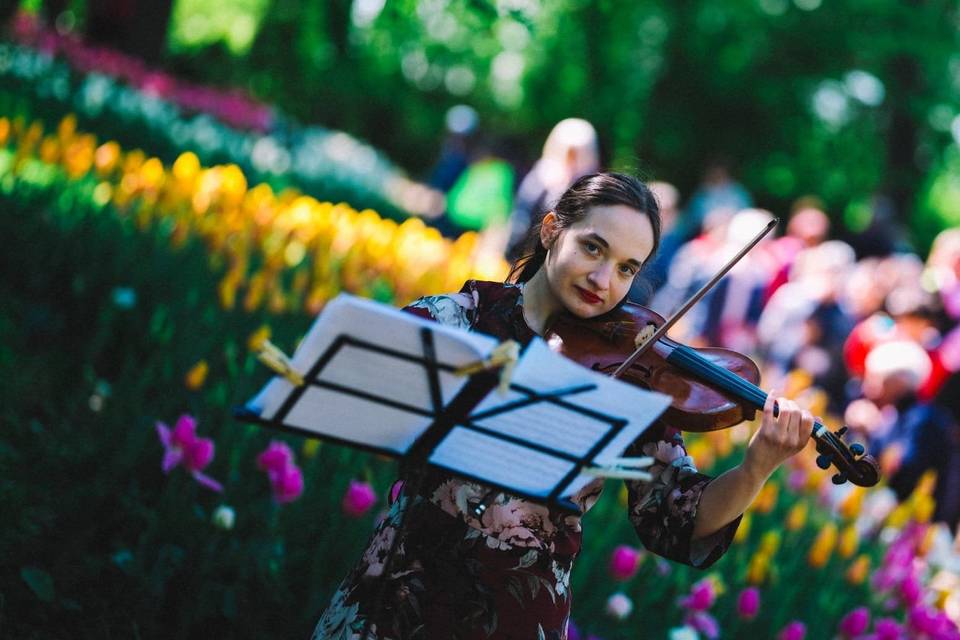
[312,172,813,640]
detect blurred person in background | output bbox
[440,136,515,237]
[648,204,736,333]
[680,157,752,242]
[756,240,857,412]
[845,341,960,533]
[763,197,831,303]
[504,118,599,258]
[427,105,479,193]
[628,180,681,303]
[681,208,778,352]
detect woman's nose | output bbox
[587,263,613,290]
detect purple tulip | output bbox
[778,621,806,640]
[873,617,905,640]
[736,587,760,619]
[608,545,642,581]
[838,607,870,638]
[679,579,716,612]
[342,480,376,517]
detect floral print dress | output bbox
[312,280,741,640]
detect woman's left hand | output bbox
[743,392,814,481]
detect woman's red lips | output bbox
[575,286,603,304]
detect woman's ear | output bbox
[540,211,558,249]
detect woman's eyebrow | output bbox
[584,232,643,267]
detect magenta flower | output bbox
[778,621,806,640]
[907,605,958,637]
[872,617,905,640]
[342,480,376,517]
[838,607,870,638]
[737,587,760,619]
[155,414,222,491]
[608,545,643,581]
[256,440,304,504]
[898,572,921,607]
[679,578,716,611]
[686,611,720,639]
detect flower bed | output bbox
[1,13,445,220]
[0,112,506,312]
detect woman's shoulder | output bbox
[404,280,520,330]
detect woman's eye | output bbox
[619,265,637,277]
[583,242,600,255]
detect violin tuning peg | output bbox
[832,472,848,485]
[850,443,865,456]
[837,426,848,437]
[816,454,833,470]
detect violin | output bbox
[544,219,881,488]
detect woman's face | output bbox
[541,204,655,318]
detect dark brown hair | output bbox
[507,172,662,285]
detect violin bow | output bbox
[611,218,779,379]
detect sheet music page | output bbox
[467,338,673,499]
[244,294,498,452]
[430,426,578,498]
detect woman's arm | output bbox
[693,394,813,539]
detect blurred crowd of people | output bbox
[426,108,960,536]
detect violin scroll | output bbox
[813,423,880,487]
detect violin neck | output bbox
[665,345,767,407]
[665,344,831,438]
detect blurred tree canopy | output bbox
[19,0,960,249]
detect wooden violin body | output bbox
[545,301,881,488]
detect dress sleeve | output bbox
[401,287,479,330]
[623,422,741,569]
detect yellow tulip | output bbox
[94,141,121,176]
[734,512,752,544]
[184,360,209,390]
[838,524,859,559]
[759,530,781,556]
[746,551,770,585]
[752,483,778,514]
[0,117,10,146]
[914,494,936,524]
[808,521,838,568]
[786,502,808,531]
[302,439,322,459]
[886,502,913,529]
[838,487,865,520]
[845,554,870,584]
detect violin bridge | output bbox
[633,323,657,350]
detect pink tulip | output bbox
[679,578,716,611]
[155,414,222,491]
[608,545,642,581]
[873,618,905,640]
[838,607,870,638]
[686,611,720,639]
[256,441,295,474]
[898,573,921,607]
[256,440,304,504]
[778,621,806,640]
[736,587,760,619]
[342,480,376,517]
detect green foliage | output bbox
[163,0,960,246]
